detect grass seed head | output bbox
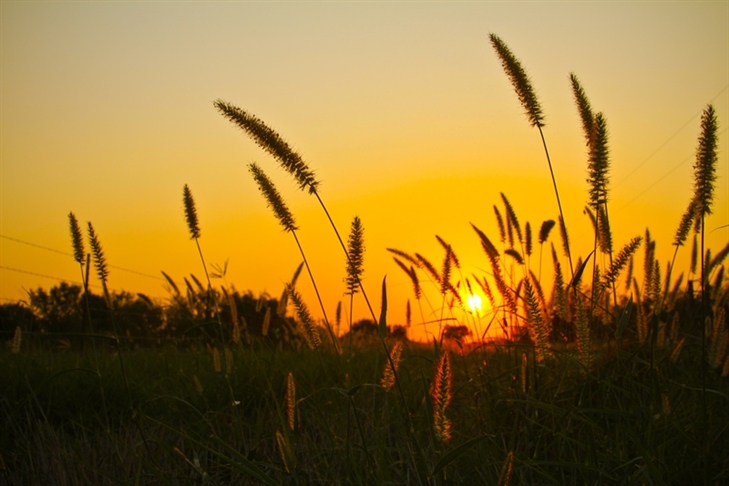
[87,222,109,285]
[275,430,295,473]
[262,307,272,338]
[570,73,594,147]
[497,450,515,486]
[489,33,545,128]
[248,163,298,232]
[285,372,296,430]
[431,351,453,443]
[68,212,86,265]
[287,284,321,349]
[182,184,201,240]
[214,99,319,194]
[692,104,718,219]
[539,219,556,245]
[345,216,365,295]
[381,340,403,392]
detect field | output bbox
[2,35,729,484]
[2,333,728,484]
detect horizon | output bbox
[2,1,728,342]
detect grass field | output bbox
[2,34,728,484]
[1,334,728,484]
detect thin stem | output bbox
[313,192,378,323]
[538,126,574,278]
[291,230,340,355]
[193,237,241,439]
[700,217,708,485]
[78,258,109,431]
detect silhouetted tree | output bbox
[28,283,84,334]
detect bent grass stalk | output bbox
[215,100,426,477]
[214,100,380,326]
[489,33,574,278]
[248,163,339,353]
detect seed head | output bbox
[183,184,201,240]
[214,100,319,194]
[87,222,108,284]
[489,34,545,128]
[68,212,86,265]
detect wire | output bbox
[614,120,729,211]
[0,234,73,257]
[0,265,162,298]
[0,234,164,280]
[615,154,692,213]
[614,84,729,189]
[0,265,84,285]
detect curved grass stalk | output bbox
[247,164,339,354]
[489,34,574,278]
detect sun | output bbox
[466,293,483,315]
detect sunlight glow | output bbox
[467,293,483,316]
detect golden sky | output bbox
[2,1,727,341]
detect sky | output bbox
[2,1,728,341]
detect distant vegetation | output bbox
[2,34,728,484]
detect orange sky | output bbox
[2,1,727,341]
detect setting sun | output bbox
[467,293,483,316]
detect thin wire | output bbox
[614,84,729,189]
[0,234,73,257]
[0,265,148,296]
[0,265,83,284]
[615,126,729,212]
[615,154,691,212]
[1,234,164,280]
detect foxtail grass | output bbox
[214,100,318,194]
[214,105,415,442]
[285,371,296,431]
[489,33,573,277]
[431,351,453,444]
[86,221,153,458]
[523,277,552,363]
[214,100,379,325]
[181,185,241,428]
[248,163,339,352]
[380,340,403,392]
[346,216,366,351]
[497,450,515,486]
[286,283,321,350]
[69,213,109,428]
[538,219,556,280]
[570,74,617,317]
[275,430,295,474]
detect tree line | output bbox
[0,281,412,349]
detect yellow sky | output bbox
[2,1,727,341]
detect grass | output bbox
[2,339,728,484]
[2,34,729,484]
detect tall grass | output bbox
[182,184,238,411]
[2,34,728,485]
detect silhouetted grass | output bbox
[1,34,728,486]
